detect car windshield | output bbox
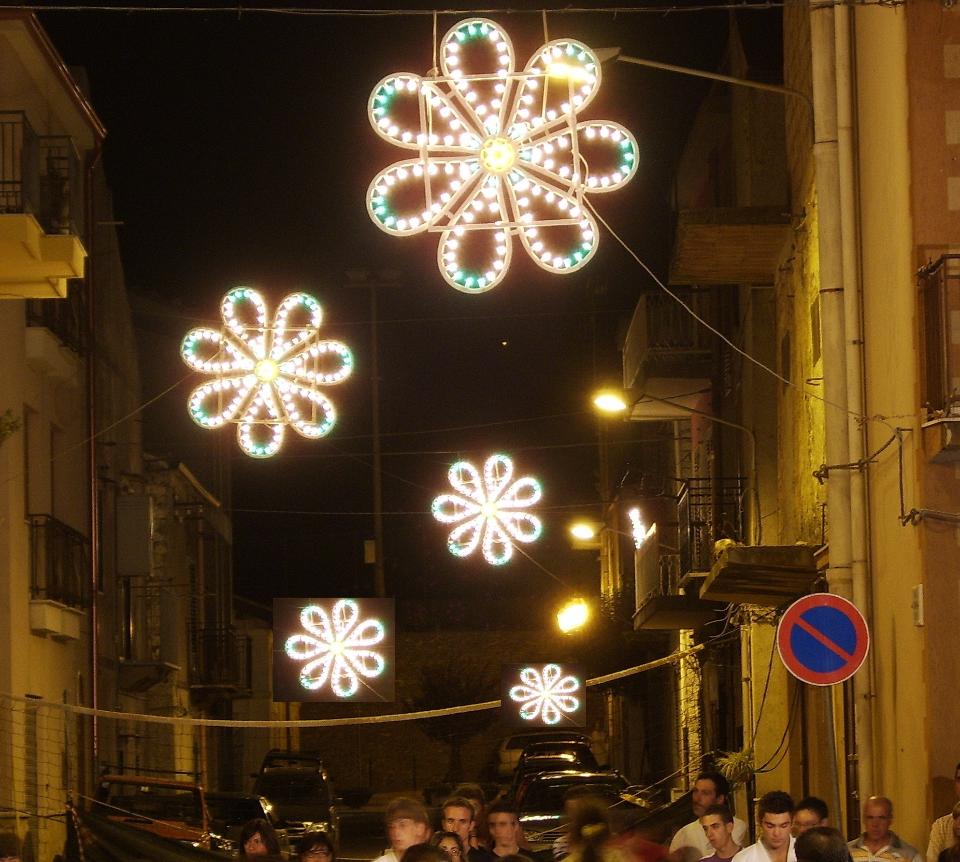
[507,733,584,750]
[207,797,266,825]
[523,745,598,770]
[103,785,203,826]
[521,780,626,813]
[255,775,330,805]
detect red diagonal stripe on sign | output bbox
[794,616,855,663]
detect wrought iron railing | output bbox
[29,514,89,608]
[0,112,84,237]
[678,477,745,575]
[189,627,252,692]
[918,255,960,417]
[25,291,87,354]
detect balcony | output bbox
[632,477,743,631]
[0,112,86,299]
[700,543,820,606]
[28,514,88,641]
[189,627,252,698]
[918,255,960,462]
[669,207,790,285]
[622,292,713,420]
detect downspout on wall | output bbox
[833,0,876,801]
[810,0,875,807]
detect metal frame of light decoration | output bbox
[508,663,582,725]
[432,452,543,566]
[366,17,639,293]
[181,287,353,458]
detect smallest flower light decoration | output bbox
[181,287,353,458]
[508,663,582,725]
[432,453,542,566]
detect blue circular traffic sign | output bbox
[776,593,869,686]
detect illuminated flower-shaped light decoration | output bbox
[509,664,581,725]
[367,17,639,293]
[284,600,387,697]
[432,453,542,566]
[180,287,353,458]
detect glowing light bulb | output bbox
[480,136,516,173]
[593,390,629,413]
[547,61,591,82]
[557,598,590,633]
[569,522,597,541]
[254,358,280,382]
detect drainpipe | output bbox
[834,2,875,799]
[85,142,103,773]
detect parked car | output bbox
[517,741,599,772]
[252,766,339,848]
[496,731,591,778]
[206,791,291,858]
[259,749,329,779]
[516,771,630,852]
[93,774,210,848]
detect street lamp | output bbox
[556,597,590,634]
[592,389,629,414]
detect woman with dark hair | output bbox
[239,818,282,858]
[404,845,450,862]
[937,803,960,862]
[298,830,336,861]
[431,830,467,861]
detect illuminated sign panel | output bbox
[273,598,395,702]
[501,663,585,728]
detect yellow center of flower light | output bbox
[254,358,280,382]
[481,501,498,518]
[480,136,516,174]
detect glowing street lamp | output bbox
[569,521,599,541]
[592,388,629,414]
[556,597,590,633]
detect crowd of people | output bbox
[361,766,960,862]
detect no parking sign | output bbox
[776,593,869,686]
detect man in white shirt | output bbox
[372,797,432,862]
[733,791,797,862]
[927,764,960,862]
[669,772,748,862]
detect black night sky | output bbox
[31,1,779,623]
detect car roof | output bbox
[525,770,624,783]
[99,775,202,791]
[206,791,266,800]
[254,766,327,777]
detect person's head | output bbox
[794,798,829,835]
[758,792,794,852]
[951,802,960,842]
[692,772,731,818]
[297,831,336,862]
[699,804,735,853]
[403,844,451,862]
[570,799,611,862]
[441,797,476,844]
[386,797,432,857]
[453,784,487,821]
[431,830,467,861]
[795,827,850,862]
[862,797,893,844]
[563,786,602,820]
[240,819,281,857]
[487,803,522,849]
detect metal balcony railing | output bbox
[623,290,715,388]
[918,255,960,418]
[0,112,84,237]
[29,514,89,609]
[189,627,252,693]
[25,291,87,354]
[678,477,746,575]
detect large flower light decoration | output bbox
[432,453,542,566]
[509,664,581,725]
[181,287,353,458]
[367,17,639,293]
[284,600,387,698]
